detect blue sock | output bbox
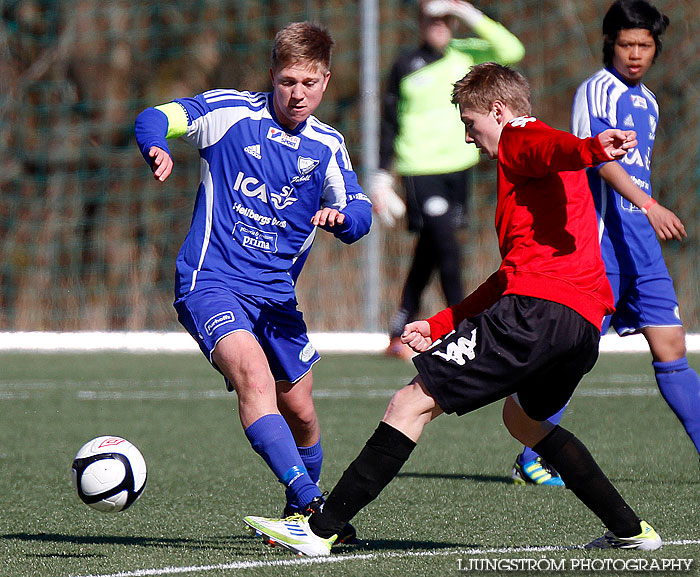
[244,414,322,508]
[299,438,323,484]
[520,404,568,464]
[286,438,324,511]
[654,357,700,454]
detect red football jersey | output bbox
[428,116,615,338]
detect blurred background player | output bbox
[134,22,371,543]
[371,0,524,359]
[512,0,700,485]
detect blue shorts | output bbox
[174,285,320,387]
[603,271,682,336]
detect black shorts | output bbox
[402,169,470,232]
[413,295,600,420]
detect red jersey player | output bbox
[243,63,662,556]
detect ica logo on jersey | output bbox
[620,146,651,170]
[233,171,298,210]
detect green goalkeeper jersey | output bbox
[380,16,524,176]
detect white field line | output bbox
[69,387,660,401]
[1,331,700,353]
[68,540,700,577]
[0,369,661,402]
[0,380,660,401]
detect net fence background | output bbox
[1,0,698,332]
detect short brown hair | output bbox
[452,62,531,117]
[271,22,334,73]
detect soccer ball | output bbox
[71,436,147,513]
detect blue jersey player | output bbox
[134,22,371,542]
[512,0,699,486]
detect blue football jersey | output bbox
[153,90,371,300]
[572,67,665,275]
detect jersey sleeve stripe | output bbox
[185,106,270,149]
[571,85,592,138]
[202,89,267,107]
[640,85,659,115]
[321,152,349,210]
[306,119,352,169]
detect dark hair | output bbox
[602,0,669,67]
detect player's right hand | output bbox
[401,320,432,352]
[149,146,173,182]
[423,1,483,25]
[598,129,637,160]
[369,170,406,227]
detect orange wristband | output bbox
[641,198,658,215]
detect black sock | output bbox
[533,426,641,537]
[310,421,416,538]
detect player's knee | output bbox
[230,370,277,402]
[502,408,522,440]
[282,406,318,434]
[645,327,687,362]
[502,397,543,445]
[667,336,687,360]
[385,380,431,422]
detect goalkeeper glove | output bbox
[370,170,406,228]
[422,0,484,28]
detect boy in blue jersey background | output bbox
[134,22,371,542]
[513,0,700,485]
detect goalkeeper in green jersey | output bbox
[373,0,524,360]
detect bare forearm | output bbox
[598,161,686,241]
[597,161,649,208]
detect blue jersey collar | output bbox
[267,93,307,135]
[606,66,642,89]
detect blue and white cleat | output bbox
[243,513,336,557]
[585,521,662,551]
[511,455,565,486]
[283,497,358,545]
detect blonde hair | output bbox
[271,21,334,73]
[452,62,531,117]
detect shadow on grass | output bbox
[238,533,468,555]
[24,552,103,559]
[1,532,217,550]
[3,532,291,560]
[397,471,512,484]
[338,539,473,552]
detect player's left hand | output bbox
[598,129,637,160]
[311,207,346,228]
[645,202,687,241]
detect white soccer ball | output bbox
[71,436,147,513]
